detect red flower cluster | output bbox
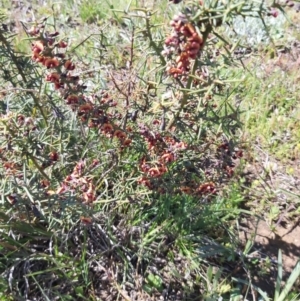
[28,21,83,100]
[137,124,188,189]
[27,21,136,204]
[136,123,220,196]
[163,13,203,77]
[51,160,96,204]
[29,21,132,151]
[31,37,68,69]
[177,181,217,196]
[99,91,118,107]
[196,182,216,195]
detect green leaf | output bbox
[207,265,213,283]
[146,273,163,291]
[274,249,282,300]
[276,260,300,301]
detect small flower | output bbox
[7,194,17,205]
[91,159,99,167]
[160,151,175,163]
[101,123,114,134]
[49,151,59,162]
[225,166,234,177]
[64,60,75,70]
[235,150,243,158]
[66,94,79,104]
[78,103,93,113]
[80,216,92,224]
[180,186,192,194]
[17,114,25,125]
[268,8,279,17]
[64,175,73,183]
[83,182,95,203]
[122,139,132,147]
[164,136,176,145]
[165,36,178,46]
[114,130,126,140]
[57,40,68,48]
[167,67,184,76]
[24,117,34,126]
[28,26,40,36]
[54,82,64,90]
[47,38,55,46]
[73,160,85,176]
[197,182,216,194]
[139,157,150,172]
[40,179,50,188]
[43,57,60,68]
[138,177,152,188]
[32,41,44,54]
[32,53,45,63]
[148,166,167,178]
[46,72,60,83]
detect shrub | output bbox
[0,1,298,300]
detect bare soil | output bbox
[239,217,300,273]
